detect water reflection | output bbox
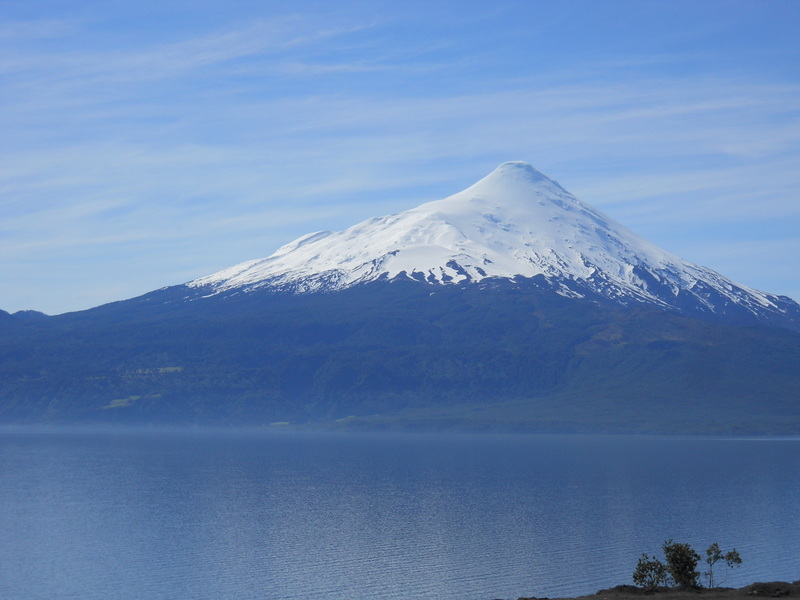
[1,430,798,600]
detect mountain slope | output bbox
[2,280,799,433]
[1,162,799,431]
[189,162,799,330]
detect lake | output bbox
[1,429,798,600]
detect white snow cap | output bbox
[189,162,777,312]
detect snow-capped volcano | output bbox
[5,162,800,430]
[189,162,797,324]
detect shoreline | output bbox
[514,581,800,600]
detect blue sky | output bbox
[2,0,799,314]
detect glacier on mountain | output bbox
[188,162,795,323]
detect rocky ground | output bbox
[512,581,800,600]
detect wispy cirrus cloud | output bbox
[0,18,78,40]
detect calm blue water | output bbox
[0,430,798,600]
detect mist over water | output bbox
[1,430,798,600]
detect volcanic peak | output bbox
[187,162,795,327]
